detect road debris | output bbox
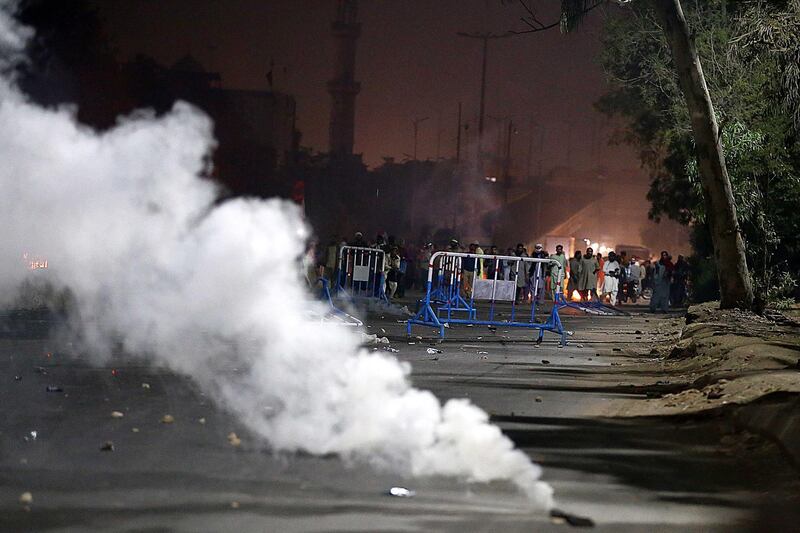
[198,417,206,424]
[227,432,242,447]
[385,486,415,497]
[160,414,175,424]
[549,509,595,527]
[535,396,543,403]
[230,501,240,509]
[111,411,124,418]
[541,360,551,365]
[100,441,114,451]
[141,382,151,389]
[24,431,37,442]
[14,375,21,381]
[361,333,390,345]
[19,492,33,505]
[426,348,442,354]
[132,428,140,433]
[45,385,63,392]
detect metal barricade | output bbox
[408,251,568,344]
[554,283,629,316]
[317,277,363,326]
[333,245,388,303]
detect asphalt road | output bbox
[1,305,798,532]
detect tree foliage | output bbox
[596,0,800,303]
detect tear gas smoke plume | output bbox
[0,1,552,508]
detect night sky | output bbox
[90,0,637,172]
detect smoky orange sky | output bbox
[90,0,639,173]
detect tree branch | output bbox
[511,0,608,35]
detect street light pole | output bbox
[412,116,430,161]
[456,102,462,163]
[456,31,513,166]
[503,119,515,205]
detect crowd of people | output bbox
[309,231,690,312]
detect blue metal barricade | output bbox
[555,283,629,316]
[408,251,568,345]
[333,245,388,304]
[317,277,363,326]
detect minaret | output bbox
[327,0,361,157]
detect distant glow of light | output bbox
[22,252,48,270]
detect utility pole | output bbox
[526,115,534,187]
[503,119,515,205]
[456,31,512,165]
[455,102,462,163]
[452,103,462,231]
[435,111,442,160]
[412,116,429,161]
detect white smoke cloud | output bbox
[0,1,552,508]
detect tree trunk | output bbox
[652,0,754,309]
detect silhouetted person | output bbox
[578,248,599,302]
[529,243,547,302]
[650,251,672,313]
[671,255,689,306]
[601,251,621,305]
[550,244,568,298]
[514,243,529,302]
[568,250,582,298]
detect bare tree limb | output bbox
[510,0,608,35]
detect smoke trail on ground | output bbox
[0,1,552,508]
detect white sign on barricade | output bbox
[352,265,371,283]
[473,279,516,301]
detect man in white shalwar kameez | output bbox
[602,251,621,305]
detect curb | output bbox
[730,393,800,471]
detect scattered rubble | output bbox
[385,486,415,497]
[549,509,595,527]
[227,432,241,447]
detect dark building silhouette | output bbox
[124,55,299,198]
[327,0,361,157]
